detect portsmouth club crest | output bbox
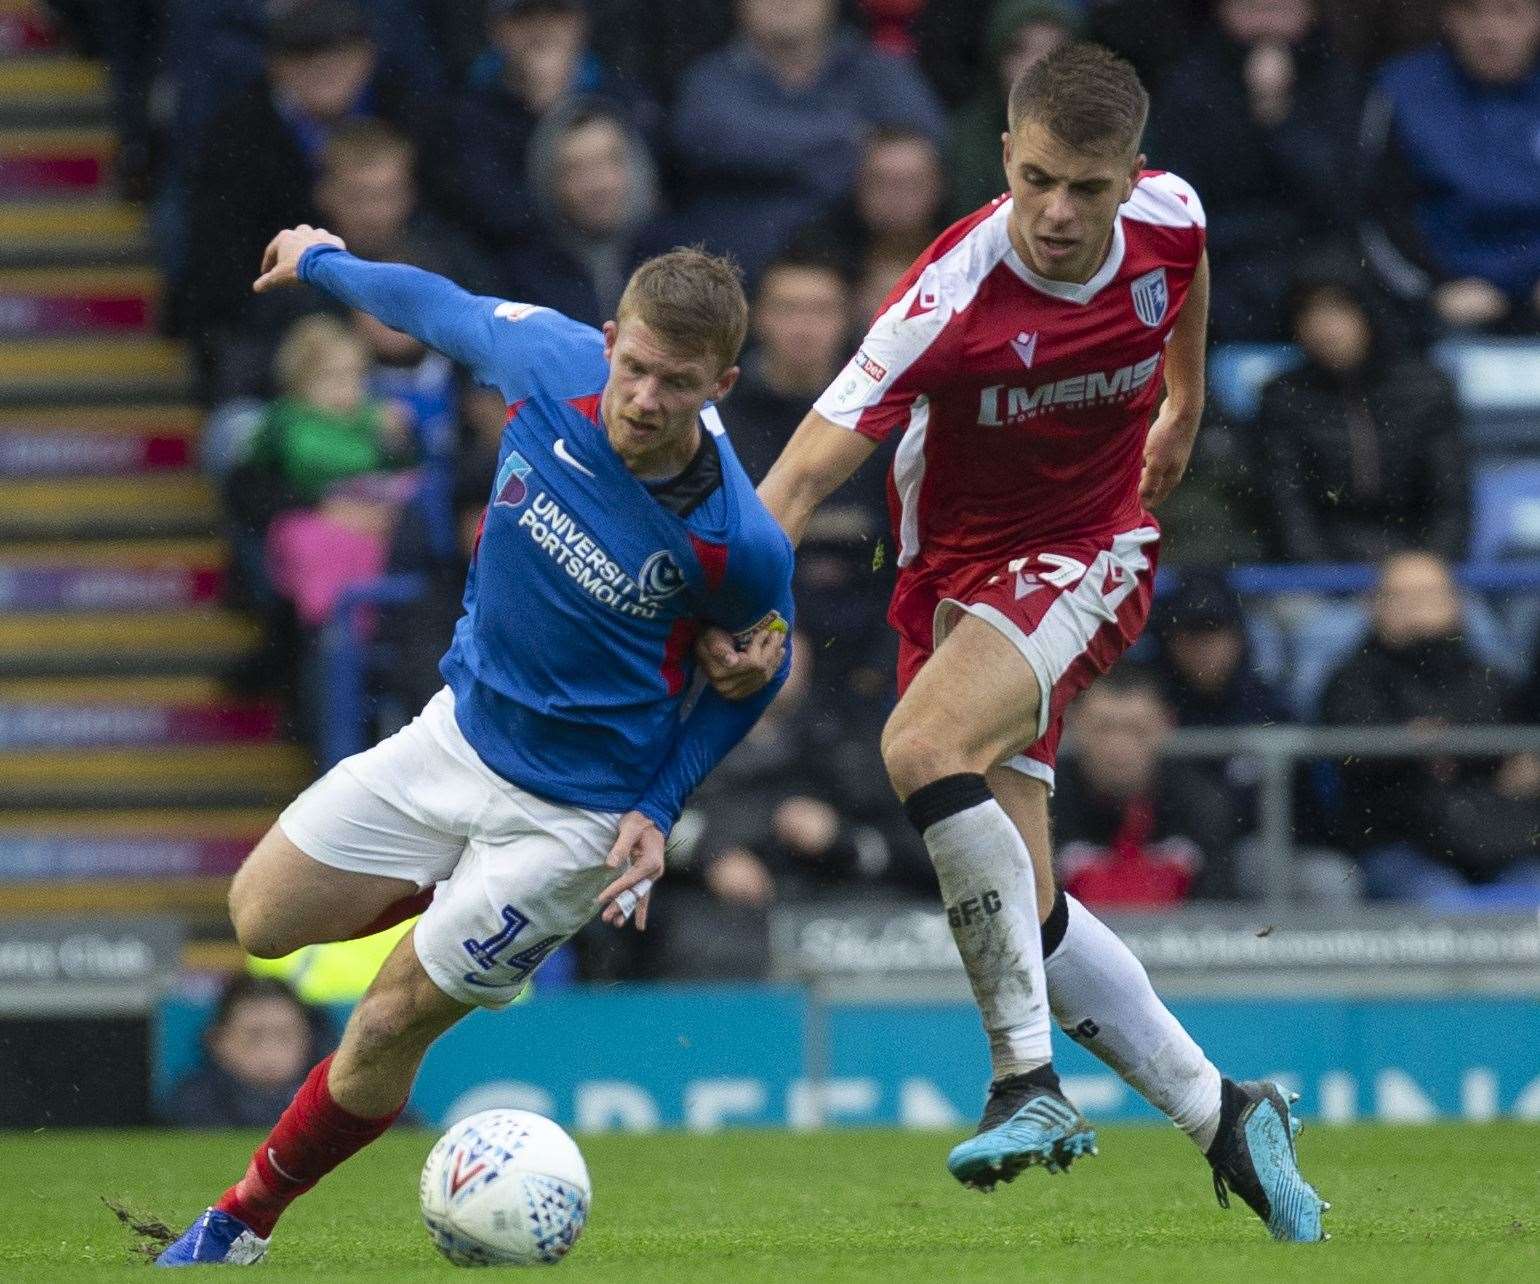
[1130,267,1169,327]
[493,450,533,508]
[638,550,687,603]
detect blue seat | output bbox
[1206,343,1301,423]
[1469,461,1540,562]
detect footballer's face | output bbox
[1002,119,1143,283]
[600,316,738,477]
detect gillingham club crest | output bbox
[494,450,533,507]
[1130,267,1169,327]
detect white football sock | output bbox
[910,780,1052,1079]
[1044,894,1223,1150]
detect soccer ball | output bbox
[420,1109,590,1267]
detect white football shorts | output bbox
[278,686,624,1008]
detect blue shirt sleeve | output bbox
[629,524,795,833]
[296,244,600,403]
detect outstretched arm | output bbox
[254,224,503,376]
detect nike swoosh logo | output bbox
[552,437,595,478]
[266,1148,303,1184]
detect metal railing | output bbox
[1162,724,1540,908]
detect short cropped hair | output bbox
[1007,42,1149,158]
[616,247,748,374]
[321,118,414,177]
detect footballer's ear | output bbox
[712,364,740,402]
[1126,152,1147,199]
[601,319,619,360]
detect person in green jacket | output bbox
[946,0,1085,221]
[252,313,415,505]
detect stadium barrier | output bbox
[148,901,1540,1130]
[317,559,1540,772]
[1160,723,1540,907]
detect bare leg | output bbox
[327,928,471,1115]
[228,823,421,959]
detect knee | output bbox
[881,711,963,800]
[229,891,304,960]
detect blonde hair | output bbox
[272,314,369,398]
[616,247,748,374]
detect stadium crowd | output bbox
[48,0,1540,979]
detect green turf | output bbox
[1,1124,1536,1280]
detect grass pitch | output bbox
[2,1124,1536,1281]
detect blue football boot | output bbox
[947,1066,1098,1190]
[154,1208,270,1266]
[1207,1079,1330,1242]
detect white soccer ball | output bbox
[420,1109,591,1267]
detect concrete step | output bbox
[0,607,260,675]
[0,54,108,124]
[0,198,147,266]
[0,404,198,474]
[0,265,159,333]
[0,125,113,195]
[0,537,227,609]
[0,473,216,537]
[0,334,189,403]
[0,679,279,749]
[0,807,270,881]
[0,743,312,807]
[0,875,237,918]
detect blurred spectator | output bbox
[1324,0,1441,68]
[1320,551,1540,903]
[908,0,993,108]
[372,464,493,720]
[180,0,441,366]
[851,249,915,332]
[1153,570,1287,730]
[213,120,488,400]
[222,316,417,724]
[1087,0,1210,93]
[668,0,944,275]
[584,0,737,106]
[1150,0,1361,341]
[1055,667,1242,907]
[445,0,654,250]
[161,976,322,1128]
[502,100,664,327]
[794,127,947,274]
[1259,257,1468,562]
[1360,0,1540,334]
[242,316,415,512]
[729,250,853,485]
[944,0,1082,220]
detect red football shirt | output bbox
[814,171,1206,581]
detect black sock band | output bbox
[903,772,992,834]
[1040,889,1069,959]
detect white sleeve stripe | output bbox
[814,205,1012,429]
[700,404,726,437]
[1122,172,1206,231]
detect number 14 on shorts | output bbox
[461,905,562,991]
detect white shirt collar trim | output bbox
[1003,216,1126,305]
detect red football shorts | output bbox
[894,524,1160,788]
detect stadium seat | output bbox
[1469,460,1540,562]
[1204,343,1300,423]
